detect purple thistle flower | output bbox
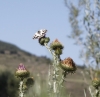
[18,63,26,70]
[15,63,30,79]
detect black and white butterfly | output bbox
[33,29,47,39]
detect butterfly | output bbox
[33,29,47,39]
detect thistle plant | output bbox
[15,63,34,97]
[33,29,76,97]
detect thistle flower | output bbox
[50,39,64,50]
[92,78,100,89]
[60,57,76,74]
[15,63,30,79]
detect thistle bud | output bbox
[15,63,30,79]
[39,38,45,46]
[60,57,76,74]
[50,39,64,50]
[26,77,34,87]
[92,78,100,89]
[44,37,50,43]
[39,37,50,46]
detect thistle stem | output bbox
[19,79,24,97]
[60,70,68,86]
[44,43,61,97]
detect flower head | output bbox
[50,39,64,50]
[60,57,76,74]
[15,63,30,79]
[92,78,100,89]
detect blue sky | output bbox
[0,0,83,65]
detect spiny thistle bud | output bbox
[25,77,34,87]
[50,39,64,50]
[92,78,100,89]
[60,57,76,74]
[15,63,30,79]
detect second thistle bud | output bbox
[60,57,76,74]
[15,63,30,79]
[92,78,100,89]
[50,39,64,50]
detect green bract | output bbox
[39,37,50,46]
[50,39,64,50]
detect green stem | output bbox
[59,71,66,85]
[19,80,24,97]
[44,43,61,97]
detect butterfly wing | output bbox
[33,29,47,39]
